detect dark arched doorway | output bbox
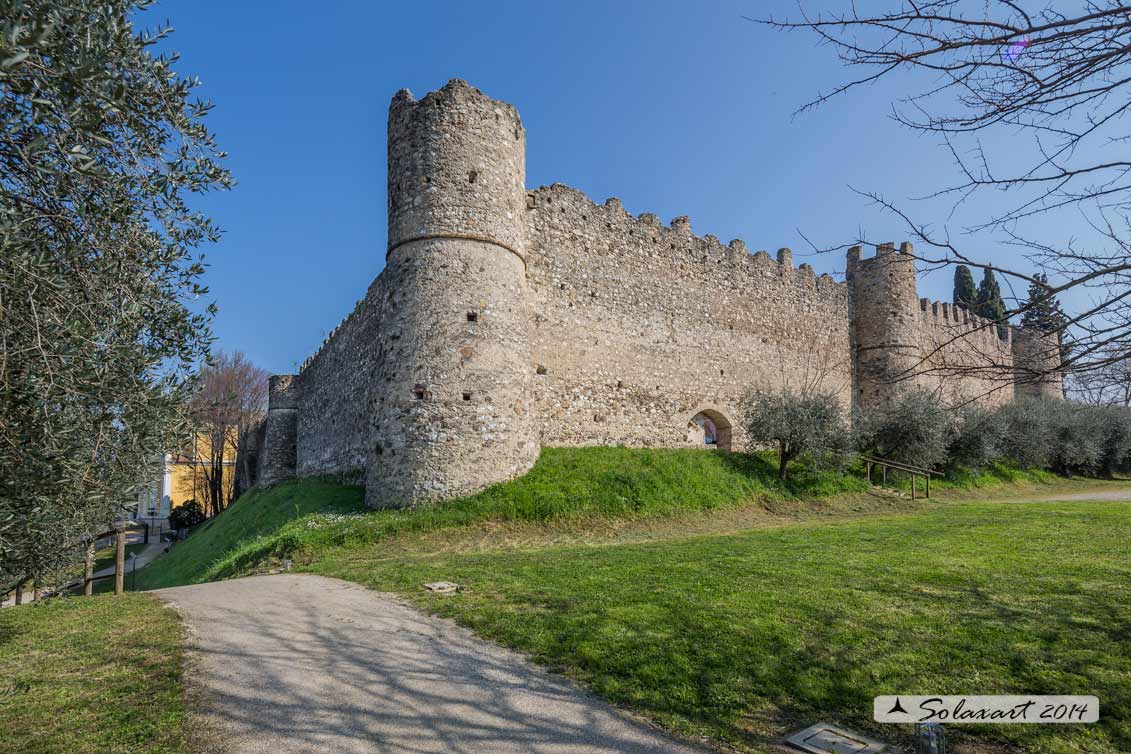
[686,409,733,451]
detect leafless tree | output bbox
[756,2,1131,389]
[187,351,268,516]
[1069,358,1131,405]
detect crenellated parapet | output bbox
[524,182,847,299]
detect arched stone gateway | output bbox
[686,408,733,451]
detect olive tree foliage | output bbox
[853,389,953,469]
[744,388,849,480]
[994,397,1106,474]
[1047,401,1107,476]
[757,3,1131,389]
[1095,405,1131,478]
[0,1,230,587]
[995,398,1056,470]
[946,403,1005,471]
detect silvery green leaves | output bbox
[0,0,229,588]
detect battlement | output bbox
[917,297,1012,347]
[526,182,845,297]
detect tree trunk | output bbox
[778,445,789,480]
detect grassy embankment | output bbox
[91,542,147,573]
[133,446,1130,754]
[0,594,190,754]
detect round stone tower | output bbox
[367,79,538,509]
[847,242,923,411]
[258,374,298,486]
[1011,328,1064,399]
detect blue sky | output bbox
[160,0,1062,375]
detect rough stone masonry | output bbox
[249,79,1063,508]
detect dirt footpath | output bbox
[157,574,713,754]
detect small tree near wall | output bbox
[745,389,848,480]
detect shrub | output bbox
[1046,401,1106,476]
[995,397,1056,469]
[854,388,953,469]
[744,388,849,480]
[169,500,207,531]
[946,403,1006,471]
[1096,405,1131,478]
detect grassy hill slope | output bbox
[136,478,364,590]
[137,447,872,589]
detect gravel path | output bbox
[1030,487,1131,502]
[156,574,713,754]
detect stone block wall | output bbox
[293,278,385,482]
[525,184,853,451]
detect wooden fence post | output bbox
[84,541,95,596]
[32,575,40,602]
[14,581,22,605]
[115,526,126,595]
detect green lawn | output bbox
[311,500,1131,754]
[0,594,189,754]
[130,446,1129,753]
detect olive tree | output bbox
[946,403,1005,472]
[745,388,849,480]
[854,389,953,470]
[0,1,230,589]
[995,398,1057,470]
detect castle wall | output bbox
[524,184,854,450]
[915,297,1016,406]
[251,79,1065,507]
[293,278,386,481]
[257,375,298,486]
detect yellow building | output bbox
[135,429,238,521]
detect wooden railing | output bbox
[858,455,939,499]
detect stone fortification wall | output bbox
[292,278,386,481]
[524,184,853,450]
[849,243,1019,408]
[915,296,1016,406]
[249,79,1064,509]
[1012,329,1065,399]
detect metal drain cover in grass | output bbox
[785,722,893,754]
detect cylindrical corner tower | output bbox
[258,374,298,486]
[847,242,923,411]
[367,79,538,509]
[1012,329,1064,399]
